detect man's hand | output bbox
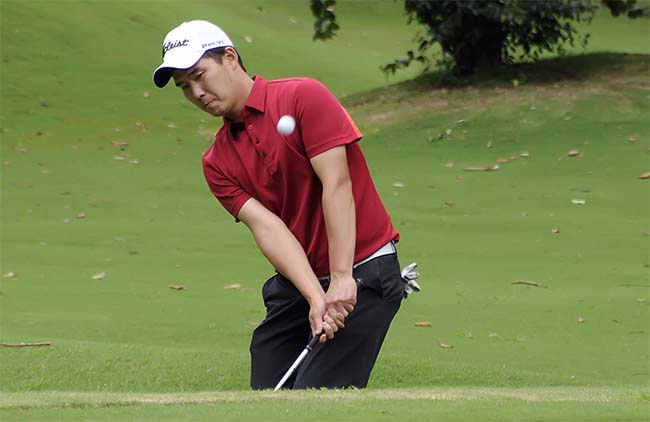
[321,274,357,343]
[308,294,338,343]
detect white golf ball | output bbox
[276,115,296,135]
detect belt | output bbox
[353,241,396,269]
[318,241,396,281]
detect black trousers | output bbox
[250,253,403,390]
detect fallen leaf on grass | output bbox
[438,341,454,349]
[224,284,241,290]
[571,199,586,205]
[415,321,432,327]
[486,141,493,149]
[392,182,405,188]
[247,320,259,327]
[443,201,456,208]
[628,134,639,144]
[1,342,51,348]
[567,149,582,157]
[14,145,29,153]
[3,160,11,166]
[112,140,129,148]
[3,272,18,279]
[114,152,129,161]
[143,91,151,99]
[92,272,107,280]
[512,280,546,288]
[244,35,253,43]
[75,212,86,219]
[577,316,585,323]
[169,284,185,290]
[444,162,454,168]
[496,158,510,164]
[639,172,650,180]
[552,228,560,234]
[464,165,500,171]
[520,152,530,157]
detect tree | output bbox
[310,0,649,76]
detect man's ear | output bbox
[223,47,239,69]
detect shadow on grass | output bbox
[344,52,649,105]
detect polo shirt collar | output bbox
[222,75,266,135]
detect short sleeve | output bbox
[295,79,363,158]
[202,157,251,222]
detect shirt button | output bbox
[247,124,253,130]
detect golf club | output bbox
[273,333,321,391]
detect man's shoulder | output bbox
[266,77,329,94]
[202,125,228,164]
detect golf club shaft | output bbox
[273,334,320,391]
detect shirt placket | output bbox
[245,117,277,175]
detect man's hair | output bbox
[202,47,247,72]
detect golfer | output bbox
[153,20,403,389]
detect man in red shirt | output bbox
[153,20,404,389]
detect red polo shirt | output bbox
[202,76,398,277]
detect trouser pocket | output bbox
[354,254,403,304]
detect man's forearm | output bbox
[322,179,356,278]
[249,210,325,304]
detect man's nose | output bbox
[190,83,205,99]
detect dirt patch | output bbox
[345,53,649,129]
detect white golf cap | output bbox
[153,20,234,88]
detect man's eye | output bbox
[195,73,203,80]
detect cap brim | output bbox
[152,52,203,88]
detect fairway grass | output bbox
[1,387,649,422]
[1,1,649,421]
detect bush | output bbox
[310,0,649,76]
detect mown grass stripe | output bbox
[1,387,648,410]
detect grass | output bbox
[1,1,649,421]
[2,388,649,421]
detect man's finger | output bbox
[320,319,334,342]
[327,308,345,328]
[324,315,338,334]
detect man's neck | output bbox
[225,74,254,122]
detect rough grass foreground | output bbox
[1,387,648,410]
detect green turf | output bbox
[1,388,649,422]
[1,1,649,420]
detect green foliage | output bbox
[602,0,650,18]
[310,0,339,40]
[311,0,649,75]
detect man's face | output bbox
[172,54,236,118]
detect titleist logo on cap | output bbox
[162,39,190,56]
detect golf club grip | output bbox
[306,333,321,349]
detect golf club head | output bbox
[401,262,421,298]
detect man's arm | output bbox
[237,197,338,342]
[310,145,357,322]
